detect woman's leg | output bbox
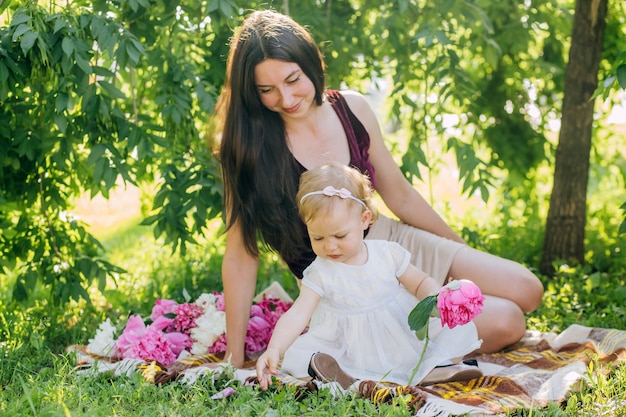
[448,246,544,352]
[369,216,544,352]
[472,295,528,352]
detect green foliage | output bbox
[1,0,625,309]
[141,155,223,255]
[590,0,626,235]
[0,0,226,305]
[593,0,626,99]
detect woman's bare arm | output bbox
[343,91,464,243]
[222,218,259,368]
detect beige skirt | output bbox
[366,215,464,286]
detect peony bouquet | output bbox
[407,279,484,383]
[87,292,292,367]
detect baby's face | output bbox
[306,202,371,265]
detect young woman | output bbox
[255,162,483,389]
[215,9,544,368]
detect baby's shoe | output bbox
[307,352,357,390]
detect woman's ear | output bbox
[361,209,372,230]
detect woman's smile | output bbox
[283,101,302,114]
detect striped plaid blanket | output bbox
[70,324,626,416]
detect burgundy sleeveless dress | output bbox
[286,90,375,278]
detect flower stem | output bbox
[407,324,429,386]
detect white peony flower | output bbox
[189,309,226,355]
[195,293,218,311]
[87,318,117,357]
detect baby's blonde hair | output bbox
[296,162,378,224]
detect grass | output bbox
[1,147,626,416]
[2,215,625,417]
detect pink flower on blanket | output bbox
[115,315,147,358]
[209,296,293,356]
[150,299,178,320]
[437,279,484,329]
[92,291,293,370]
[115,313,190,366]
[148,298,205,336]
[171,303,204,334]
[131,326,179,365]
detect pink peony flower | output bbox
[101,292,293,364]
[151,315,174,332]
[150,299,178,321]
[165,331,192,353]
[115,314,147,358]
[245,315,273,354]
[437,279,484,329]
[115,313,190,366]
[172,303,204,334]
[208,297,293,356]
[208,335,227,354]
[214,292,225,311]
[131,326,178,365]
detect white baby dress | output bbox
[280,240,482,385]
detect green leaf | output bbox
[0,62,8,83]
[12,23,31,40]
[414,323,428,340]
[61,37,74,57]
[140,214,159,226]
[103,162,117,188]
[219,0,233,17]
[54,114,67,134]
[441,0,457,13]
[207,0,219,13]
[125,41,142,66]
[75,52,92,74]
[20,31,38,55]
[88,143,107,165]
[94,156,106,183]
[13,279,27,301]
[98,80,126,99]
[55,92,69,112]
[408,295,437,333]
[53,16,66,34]
[92,66,115,77]
[10,12,31,27]
[617,64,626,89]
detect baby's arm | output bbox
[398,263,440,301]
[255,286,321,390]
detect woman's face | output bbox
[254,59,316,118]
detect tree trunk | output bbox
[540,0,608,275]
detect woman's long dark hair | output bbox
[215,10,326,263]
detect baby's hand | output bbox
[255,348,279,390]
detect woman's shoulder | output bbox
[332,90,375,123]
[336,89,368,109]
